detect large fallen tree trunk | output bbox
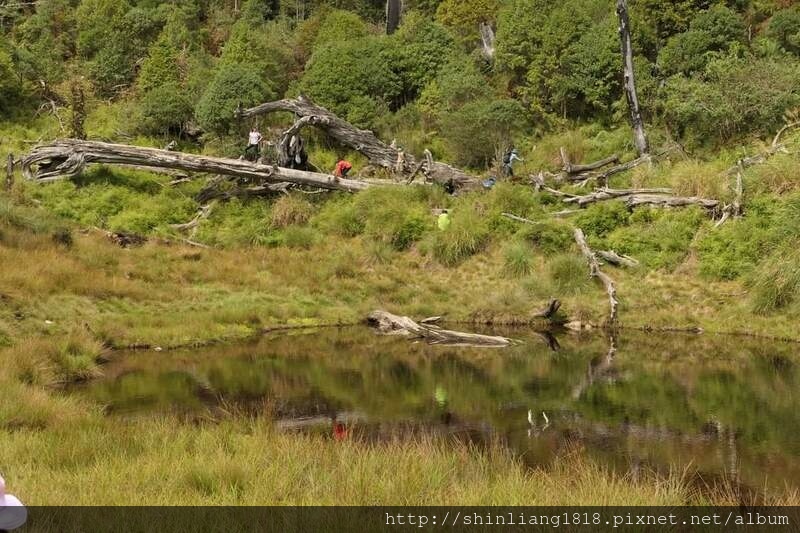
[560,148,619,174]
[239,95,480,190]
[574,228,619,326]
[367,310,513,347]
[625,194,719,210]
[21,139,372,193]
[563,187,672,207]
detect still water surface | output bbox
[74,327,800,496]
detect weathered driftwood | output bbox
[367,310,513,347]
[171,202,216,237]
[597,250,639,268]
[616,0,649,156]
[625,194,719,210]
[574,228,618,326]
[239,96,480,190]
[21,139,371,193]
[560,148,619,174]
[563,187,672,207]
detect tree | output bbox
[767,7,800,56]
[298,36,403,127]
[195,63,274,134]
[440,98,527,167]
[435,0,499,45]
[658,5,746,76]
[139,83,194,136]
[0,38,26,117]
[617,0,649,155]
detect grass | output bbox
[4,111,800,506]
[0,414,778,506]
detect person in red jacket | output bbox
[333,160,353,179]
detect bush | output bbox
[658,6,745,76]
[196,62,274,134]
[548,253,590,295]
[440,98,528,167]
[313,197,365,238]
[430,208,489,266]
[298,36,402,128]
[282,226,318,249]
[503,241,534,277]
[661,55,800,142]
[270,195,314,228]
[516,219,573,254]
[574,201,630,238]
[604,208,705,270]
[767,8,800,56]
[138,83,194,136]
[747,242,800,314]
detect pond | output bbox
[73,326,800,497]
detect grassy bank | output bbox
[4,112,800,505]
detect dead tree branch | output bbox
[597,250,639,268]
[574,228,619,326]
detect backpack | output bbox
[502,152,512,165]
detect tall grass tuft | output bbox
[431,209,489,266]
[747,243,800,314]
[503,241,534,277]
[270,195,314,229]
[549,253,591,295]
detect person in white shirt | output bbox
[245,126,262,162]
[0,474,26,531]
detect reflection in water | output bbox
[73,326,800,496]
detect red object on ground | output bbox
[334,160,353,177]
[333,422,349,441]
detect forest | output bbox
[3,0,800,512]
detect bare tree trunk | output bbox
[479,22,495,60]
[6,153,13,191]
[239,96,480,190]
[21,139,372,193]
[386,0,402,35]
[616,0,649,156]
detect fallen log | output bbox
[560,148,620,174]
[625,194,719,210]
[563,187,672,207]
[574,228,618,326]
[597,250,639,268]
[239,95,480,190]
[534,298,562,320]
[367,310,513,347]
[21,139,371,193]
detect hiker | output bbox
[0,475,27,532]
[333,159,353,179]
[245,126,262,162]
[502,148,524,177]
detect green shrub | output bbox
[574,201,630,238]
[605,208,705,270]
[282,226,318,249]
[747,242,800,314]
[767,8,800,56]
[503,241,534,277]
[138,83,194,136]
[516,219,573,254]
[196,62,274,134]
[430,209,489,266]
[548,253,590,295]
[313,197,365,238]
